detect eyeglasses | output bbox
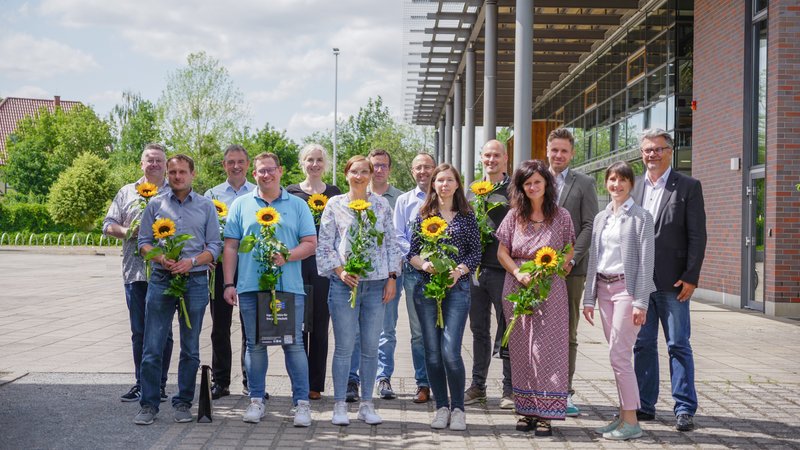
[373,164,390,171]
[641,146,671,155]
[256,166,279,176]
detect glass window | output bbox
[754,19,767,165]
[627,111,645,144]
[628,79,646,111]
[596,127,611,157]
[650,99,669,131]
[627,48,647,84]
[755,0,768,14]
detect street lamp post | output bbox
[333,47,340,186]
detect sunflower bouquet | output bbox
[469,180,504,252]
[343,199,384,308]
[307,193,328,226]
[239,207,289,324]
[417,216,459,328]
[209,198,229,293]
[144,217,195,329]
[126,182,159,240]
[501,243,572,346]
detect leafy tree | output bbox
[108,91,162,166]
[47,153,115,230]
[5,105,112,197]
[496,127,513,145]
[159,51,249,158]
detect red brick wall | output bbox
[693,0,745,297]
[766,0,800,307]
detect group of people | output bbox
[104,125,706,440]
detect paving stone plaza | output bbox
[1,249,798,449]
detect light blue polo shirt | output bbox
[224,188,316,295]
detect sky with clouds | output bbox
[0,0,405,141]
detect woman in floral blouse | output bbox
[408,163,481,432]
[317,155,401,427]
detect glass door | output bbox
[744,174,765,311]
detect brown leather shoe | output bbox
[413,386,430,403]
[308,390,322,400]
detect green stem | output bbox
[501,316,518,347]
[179,297,192,329]
[436,299,444,328]
[350,284,358,309]
[270,289,278,325]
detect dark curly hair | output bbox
[509,159,558,225]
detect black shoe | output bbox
[211,384,230,400]
[515,416,535,432]
[121,385,141,402]
[160,387,168,402]
[676,414,694,431]
[345,380,359,403]
[637,410,656,421]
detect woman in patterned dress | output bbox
[496,160,575,435]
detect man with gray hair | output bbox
[204,145,257,400]
[103,143,174,404]
[632,128,706,432]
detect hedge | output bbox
[0,203,76,233]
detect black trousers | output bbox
[302,255,331,393]
[210,263,247,389]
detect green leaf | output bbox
[239,235,256,253]
[144,247,164,261]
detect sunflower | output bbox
[136,182,158,198]
[256,207,280,227]
[471,180,494,196]
[153,218,176,239]
[307,193,328,212]
[212,199,228,218]
[534,246,559,269]
[421,216,448,238]
[348,199,371,211]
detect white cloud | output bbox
[0,34,99,80]
[287,111,336,139]
[5,85,51,99]
[87,89,123,103]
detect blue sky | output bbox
[0,0,405,141]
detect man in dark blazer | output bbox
[547,128,599,417]
[632,128,707,432]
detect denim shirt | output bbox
[138,190,223,272]
[316,192,402,279]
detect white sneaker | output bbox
[357,401,382,425]
[293,400,312,427]
[332,401,350,426]
[431,407,450,429]
[449,408,466,431]
[499,395,515,410]
[243,398,266,423]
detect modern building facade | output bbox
[404,0,799,316]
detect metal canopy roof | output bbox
[403,0,644,126]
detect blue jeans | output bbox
[376,273,402,381]
[329,277,385,402]
[140,271,208,410]
[239,292,308,406]
[125,281,173,389]
[403,264,429,387]
[634,290,697,416]
[414,278,471,411]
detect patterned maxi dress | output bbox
[495,206,575,420]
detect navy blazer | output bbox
[632,169,707,292]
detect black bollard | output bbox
[197,364,213,423]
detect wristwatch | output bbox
[569,259,576,266]
[456,266,467,276]
[389,273,397,279]
[191,256,198,267]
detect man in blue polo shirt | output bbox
[134,154,222,425]
[222,152,317,427]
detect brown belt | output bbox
[597,273,625,283]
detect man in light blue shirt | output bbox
[203,145,257,400]
[134,154,222,425]
[388,152,436,403]
[222,152,317,426]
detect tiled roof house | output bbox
[0,96,82,165]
